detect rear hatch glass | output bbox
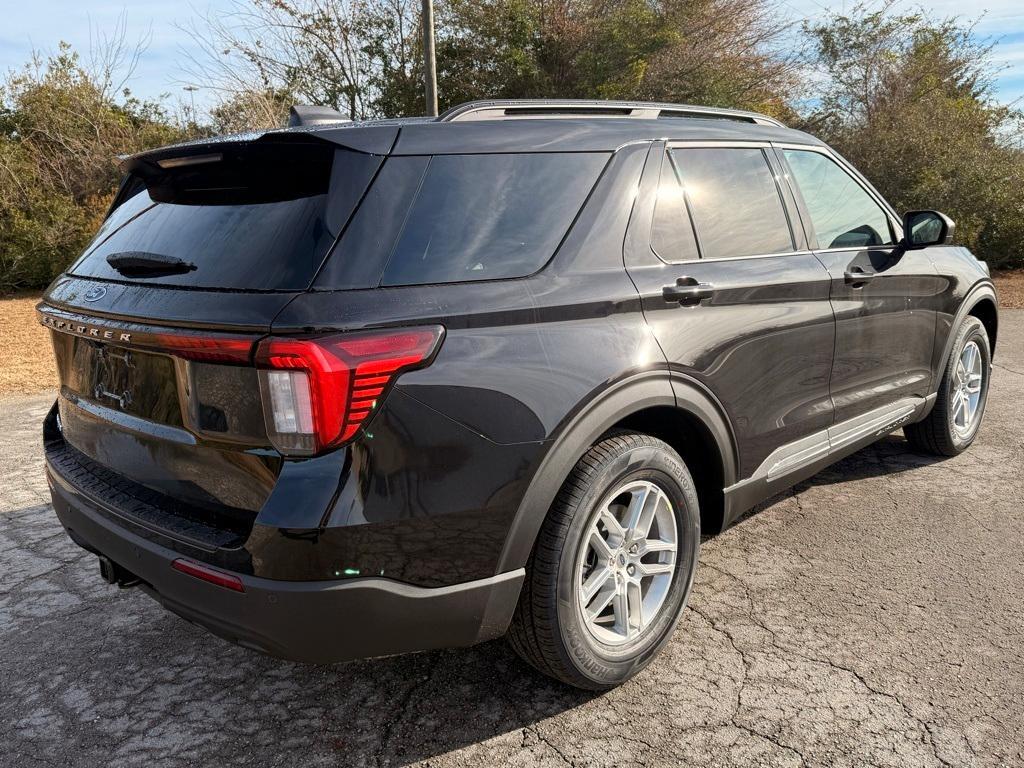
[69,141,381,290]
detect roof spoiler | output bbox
[288,105,351,127]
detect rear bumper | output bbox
[47,464,524,664]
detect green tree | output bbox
[802,1,1024,267]
[434,0,798,115]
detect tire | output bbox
[507,432,700,690]
[905,316,991,456]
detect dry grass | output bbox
[0,292,57,397]
[1,271,1021,397]
[993,270,1024,309]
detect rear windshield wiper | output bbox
[106,251,198,277]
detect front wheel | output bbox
[507,433,700,690]
[905,315,991,456]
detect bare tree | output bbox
[87,10,150,101]
[182,0,386,122]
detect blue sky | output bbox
[2,0,1022,113]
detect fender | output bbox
[929,281,998,394]
[495,370,737,573]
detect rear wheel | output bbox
[507,433,700,690]
[905,316,991,456]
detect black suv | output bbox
[39,99,998,689]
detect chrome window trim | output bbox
[648,248,815,267]
[665,139,776,149]
[813,245,899,255]
[649,149,702,264]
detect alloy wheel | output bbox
[574,480,678,646]
[952,340,984,437]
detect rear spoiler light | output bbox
[38,307,444,457]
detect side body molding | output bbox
[496,370,738,572]
[723,395,935,524]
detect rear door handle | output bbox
[663,277,715,306]
[844,266,876,287]
[663,278,715,306]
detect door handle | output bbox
[663,277,715,306]
[844,266,876,287]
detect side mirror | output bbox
[902,210,954,248]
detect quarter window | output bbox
[378,152,607,286]
[782,149,894,249]
[651,154,700,262]
[668,147,795,260]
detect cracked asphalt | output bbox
[2,311,1023,768]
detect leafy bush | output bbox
[0,45,186,291]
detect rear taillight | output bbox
[255,326,444,455]
[148,333,254,364]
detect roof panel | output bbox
[390,118,823,155]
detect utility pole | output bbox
[183,85,199,123]
[421,0,438,116]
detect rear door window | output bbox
[70,144,381,291]
[781,149,894,249]
[669,147,795,259]
[317,152,608,288]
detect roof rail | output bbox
[288,105,351,127]
[436,99,785,127]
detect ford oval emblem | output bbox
[84,286,107,302]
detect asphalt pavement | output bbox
[2,311,1022,768]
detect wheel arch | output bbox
[932,282,999,393]
[968,296,998,357]
[612,404,730,536]
[496,372,737,573]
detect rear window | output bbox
[316,152,608,288]
[70,144,381,291]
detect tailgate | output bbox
[39,300,282,515]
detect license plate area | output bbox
[51,330,185,426]
[91,345,135,409]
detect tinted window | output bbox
[70,146,380,290]
[782,149,894,249]
[670,147,794,259]
[317,155,431,290]
[376,153,607,286]
[650,154,700,262]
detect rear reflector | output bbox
[255,325,444,456]
[172,559,245,592]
